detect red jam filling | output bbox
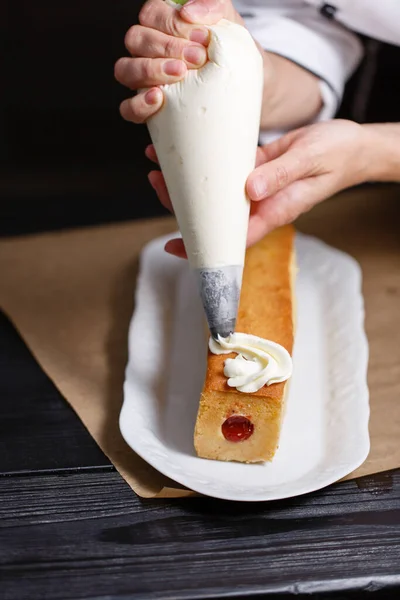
[222,416,254,442]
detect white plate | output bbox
[120,233,370,501]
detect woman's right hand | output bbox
[114,0,244,124]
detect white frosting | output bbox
[209,333,292,393]
[147,19,263,269]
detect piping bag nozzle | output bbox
[195,265,243,340]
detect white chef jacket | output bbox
[232,0,400,142]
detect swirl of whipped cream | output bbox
[209,332,292,393]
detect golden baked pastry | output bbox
[194,225,295,463]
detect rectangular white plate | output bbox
[120,233,370,501]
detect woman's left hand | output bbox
[147,119,372,257]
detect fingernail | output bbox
[148,172,157,190]
[145,89,160,105]
[183,2,210,21]
[163,59,185,76]
[183,45,207,66]
[190,28,209,45]
[250,175,268,200]
[164,241,174,255]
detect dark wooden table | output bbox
[2,2,400,596]
[0,293,399,600]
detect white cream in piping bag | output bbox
[146,8,263,270]
[147,4,290,393]
[209,333,292,393]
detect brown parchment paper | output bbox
[0,184,399,498]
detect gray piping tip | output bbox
[195,265,243,341]
[209,320,236,341]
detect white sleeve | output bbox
[232,0,364,143]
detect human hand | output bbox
[114,0,243,124]
[244,119,371,245]
[146,119,371,257]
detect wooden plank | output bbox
[0,470,399,599]
[0,311,112,474]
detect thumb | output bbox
[181,0,234,25]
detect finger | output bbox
[114,56,186,90]
[148,170,174,213]
[125,25,207,68]
[254,142,279,169]
[247,175,332,247]
[252,139,297,184]
[258,128,303,163]
[255,146,266,168]
[181,0,239,25]
[246,148,315,202]
[165,238,187,259]
[119,89,163,124]
[145,144,159,164]
[139,0,209,43]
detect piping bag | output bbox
[146,0,263,338]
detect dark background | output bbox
[1,1,399,236]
